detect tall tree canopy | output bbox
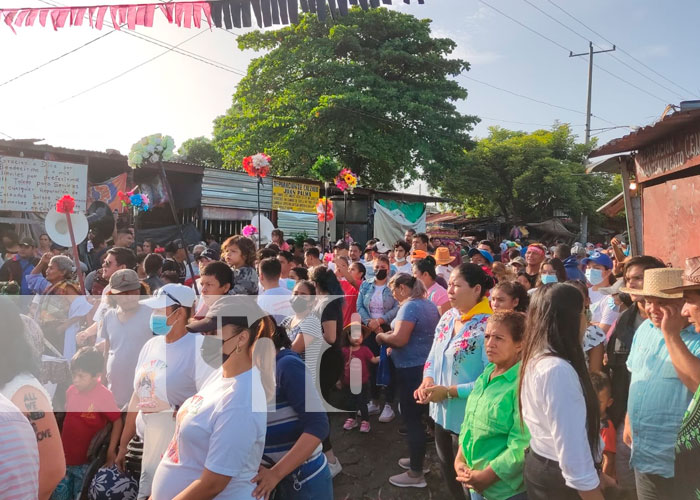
[440,124,619,222]
[177,136,223,168]
[214,8,477,189]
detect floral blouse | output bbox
[423,304,491,434]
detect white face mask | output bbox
[395,257,406,263]
[586,268,605,286]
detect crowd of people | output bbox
[0,225,699,500]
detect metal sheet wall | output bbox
[642,175,700,266]
[277,211,319,240]
[201,168,272,210]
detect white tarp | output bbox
[373,201,426,244]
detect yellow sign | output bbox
[272,179,320,213]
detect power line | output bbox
[521,0,685,100]
[544,0,700,99]
[479,0,671,108]
[55,30,206,104]
[477,0,571,53]
[0,30,116,88]
[462,75,617,125]
[593,63,669,105]
[0,131,15,139]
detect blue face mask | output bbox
[586,268,605,286]
[540,274,558,285]
[607,296,620,312]
[150,311,176,336]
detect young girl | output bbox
[221,235,258,295]
[341,322,379,433]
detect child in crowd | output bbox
[341,323,379,433]
[591,371,616,479]
[52,347,123,500]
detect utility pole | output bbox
[569,41,616,145]
[570,41,615,244]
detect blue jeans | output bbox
[51,464,89,500]
[396,365,426,473]
[470,491,527,500]
[276,454,333,500]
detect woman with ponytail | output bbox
[519,283,604,500]
[376,273,441,488]
[415,263,495,499]
[151,300,276,500]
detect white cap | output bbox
[140,283,196,309]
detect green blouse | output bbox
[459,361,530,500]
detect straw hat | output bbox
[662,257,700,294]
[619,268,684,299]
[434,247,456,265]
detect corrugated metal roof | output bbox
[277,211,318,239]
[201,168,272,210]
[597,192,625,217]
[589,109,700,158]
[586,153,632,174]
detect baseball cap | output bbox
[468,248,494,264]
[109,269,141,294]
[582,251,613,270]
[196,248,219,262]
[186,296,266,334]
[140,283,196,308]
[19,237,36,247]
[373,241,391,254]
[509,256,526,267]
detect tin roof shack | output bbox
[589,107,700,265]
[0,139,204,244]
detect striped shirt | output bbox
[0,393,39,500]
[263,350,328,466]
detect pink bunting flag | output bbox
[144,4,155,27]
[4,10,17,34]
[71,7,86,26]
[174,3,183,27]
[109,5,120,30]
[126,4,137,29]
[183,2,192,28]
[25,9,38,26]
[14,10,29,26]
[160,3,174,23]
[39,8,48,27]
[95,6,107,30]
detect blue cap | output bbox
[582,251,613,270]
[468,248,494,264]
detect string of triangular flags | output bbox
[0,0,426,33]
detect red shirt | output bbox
[342,346,375,386]
[62,383,121,465]
[600,417,616,454]
[339,279,359,328]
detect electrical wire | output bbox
[544,0,700,99]
[480,0,672,108]
[480,116,585,127]
[0,131,15,139]
[521,0,685,101]
[462,75,617,126]
[55,30,205,104]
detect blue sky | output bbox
[1,0,697,176]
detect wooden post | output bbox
[64,212,86,294]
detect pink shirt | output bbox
[427,282,449,308]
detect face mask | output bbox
[375,269,388,281]
[540,274,558,285]
[586,268,605,286]
[150,310,176,336]
[395,258,406,264]
[290,295,312,314]
[607,296,620,312]
[200,336,223,368]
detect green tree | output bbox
[442,124,618,223]
[213,8,477,189]
[177,136,223,168]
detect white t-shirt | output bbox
[0,393,39,500]
[394,261,412,275]
[521,354,600,491]
[590,293,619,327]
[369,285,386,319]
[436,265,453,284]
[151,368,267,500]
[100,305,154,408]
[133,334,216,438]
[257,287,294,323]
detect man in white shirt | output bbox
[257,257,293,323]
